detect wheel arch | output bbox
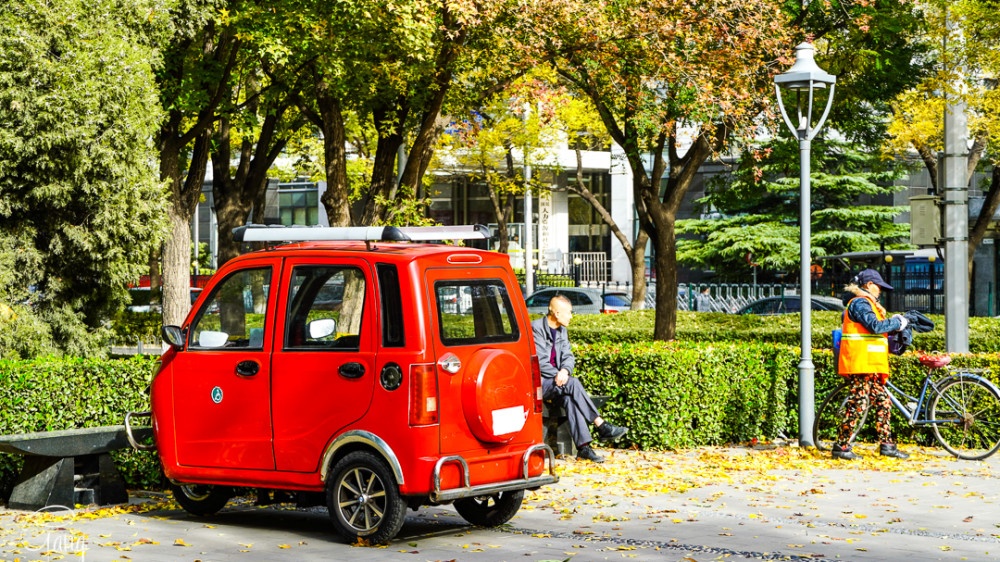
[319,430,405,486]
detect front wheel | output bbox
[930,376,1000,460]
[813,382,867,451]
[326,451,406,544]
[454,489,524,527]
[169,483,232,516]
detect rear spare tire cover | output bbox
[461,349,532,443]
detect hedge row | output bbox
[0,356,163,499]
[574,341,1000,449]
[3,339,999,498]
[569,310,1000,353]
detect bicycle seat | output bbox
[919,354,951,368]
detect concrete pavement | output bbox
[2,443,999,561]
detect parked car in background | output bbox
[735,295,845,315]
[525,287,631,315]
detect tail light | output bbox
[530,354,543,414]
[409,364,439,426]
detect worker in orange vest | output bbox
[833,269,909,460]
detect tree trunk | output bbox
[160,130,210,327]
[969,165,1000,266]
[163,206,194,327]
[310,78,352,227]
[358,105,407,225]
[651,209,678,341]
[629,229,649,310]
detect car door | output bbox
[270,258,378,473]
[171,260,278,470]
[425,267,535,454]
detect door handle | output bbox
[339,362,365,379]
[236,360,260,377]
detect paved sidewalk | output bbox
[2,444,999,561]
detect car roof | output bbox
[226,242,509,268]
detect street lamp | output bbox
[774,42,836,448]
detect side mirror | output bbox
[308,318,337,339]
[162,325,185,349]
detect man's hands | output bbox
[555,369,570,387]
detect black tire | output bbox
[326,451,406,544]
[813,382,867,451]
[930,376,1000,460]
[169,483,232,516]
[453,489,524,527]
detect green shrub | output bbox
[108,310,162,344]
[572,338,1000,450]
[0,356,162,499]
[573,341,798,448]
[568,310,1000,353]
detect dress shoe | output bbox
[576,444,605,463]
[596,422,628,442]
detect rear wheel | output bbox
[453,489,524,527]
[813,382,867,451]
[930,376,1000,460]
[169,483,232,516]
[326,451,406,544]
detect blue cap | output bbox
[855,268,892,291]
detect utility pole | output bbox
[942,8,970,353]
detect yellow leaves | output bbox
[172,538,190,547]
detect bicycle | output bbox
[813,354,1000,460]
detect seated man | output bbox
[532,294,628,463]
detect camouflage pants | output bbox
[836,373,893,448]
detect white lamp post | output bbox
[774,42,836,447]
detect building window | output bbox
[568,173,611,253]
[278,184,320,226]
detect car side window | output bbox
[190,267,271,349]
[436,280,518,345]
[564,291,593,306]
[525,291,553,307]
[284,266,366,351]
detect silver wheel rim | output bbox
[337,466,387,533]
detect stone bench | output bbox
[542,395,607,457]
[0,425,152,510]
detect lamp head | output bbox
[774,42,836,91]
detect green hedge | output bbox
[4,321,1000,500]
[573,341,797,449]
[573,339,1000,449]
[569,309,1000,353]
[0,356,163,499]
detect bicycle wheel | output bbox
[930,375,1000,460]
[813,382,868,451]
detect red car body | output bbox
[135,227,557,543]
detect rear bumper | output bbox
[430,443,558,502]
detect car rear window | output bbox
[435,280,518,345]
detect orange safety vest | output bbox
[837,294,890,376]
